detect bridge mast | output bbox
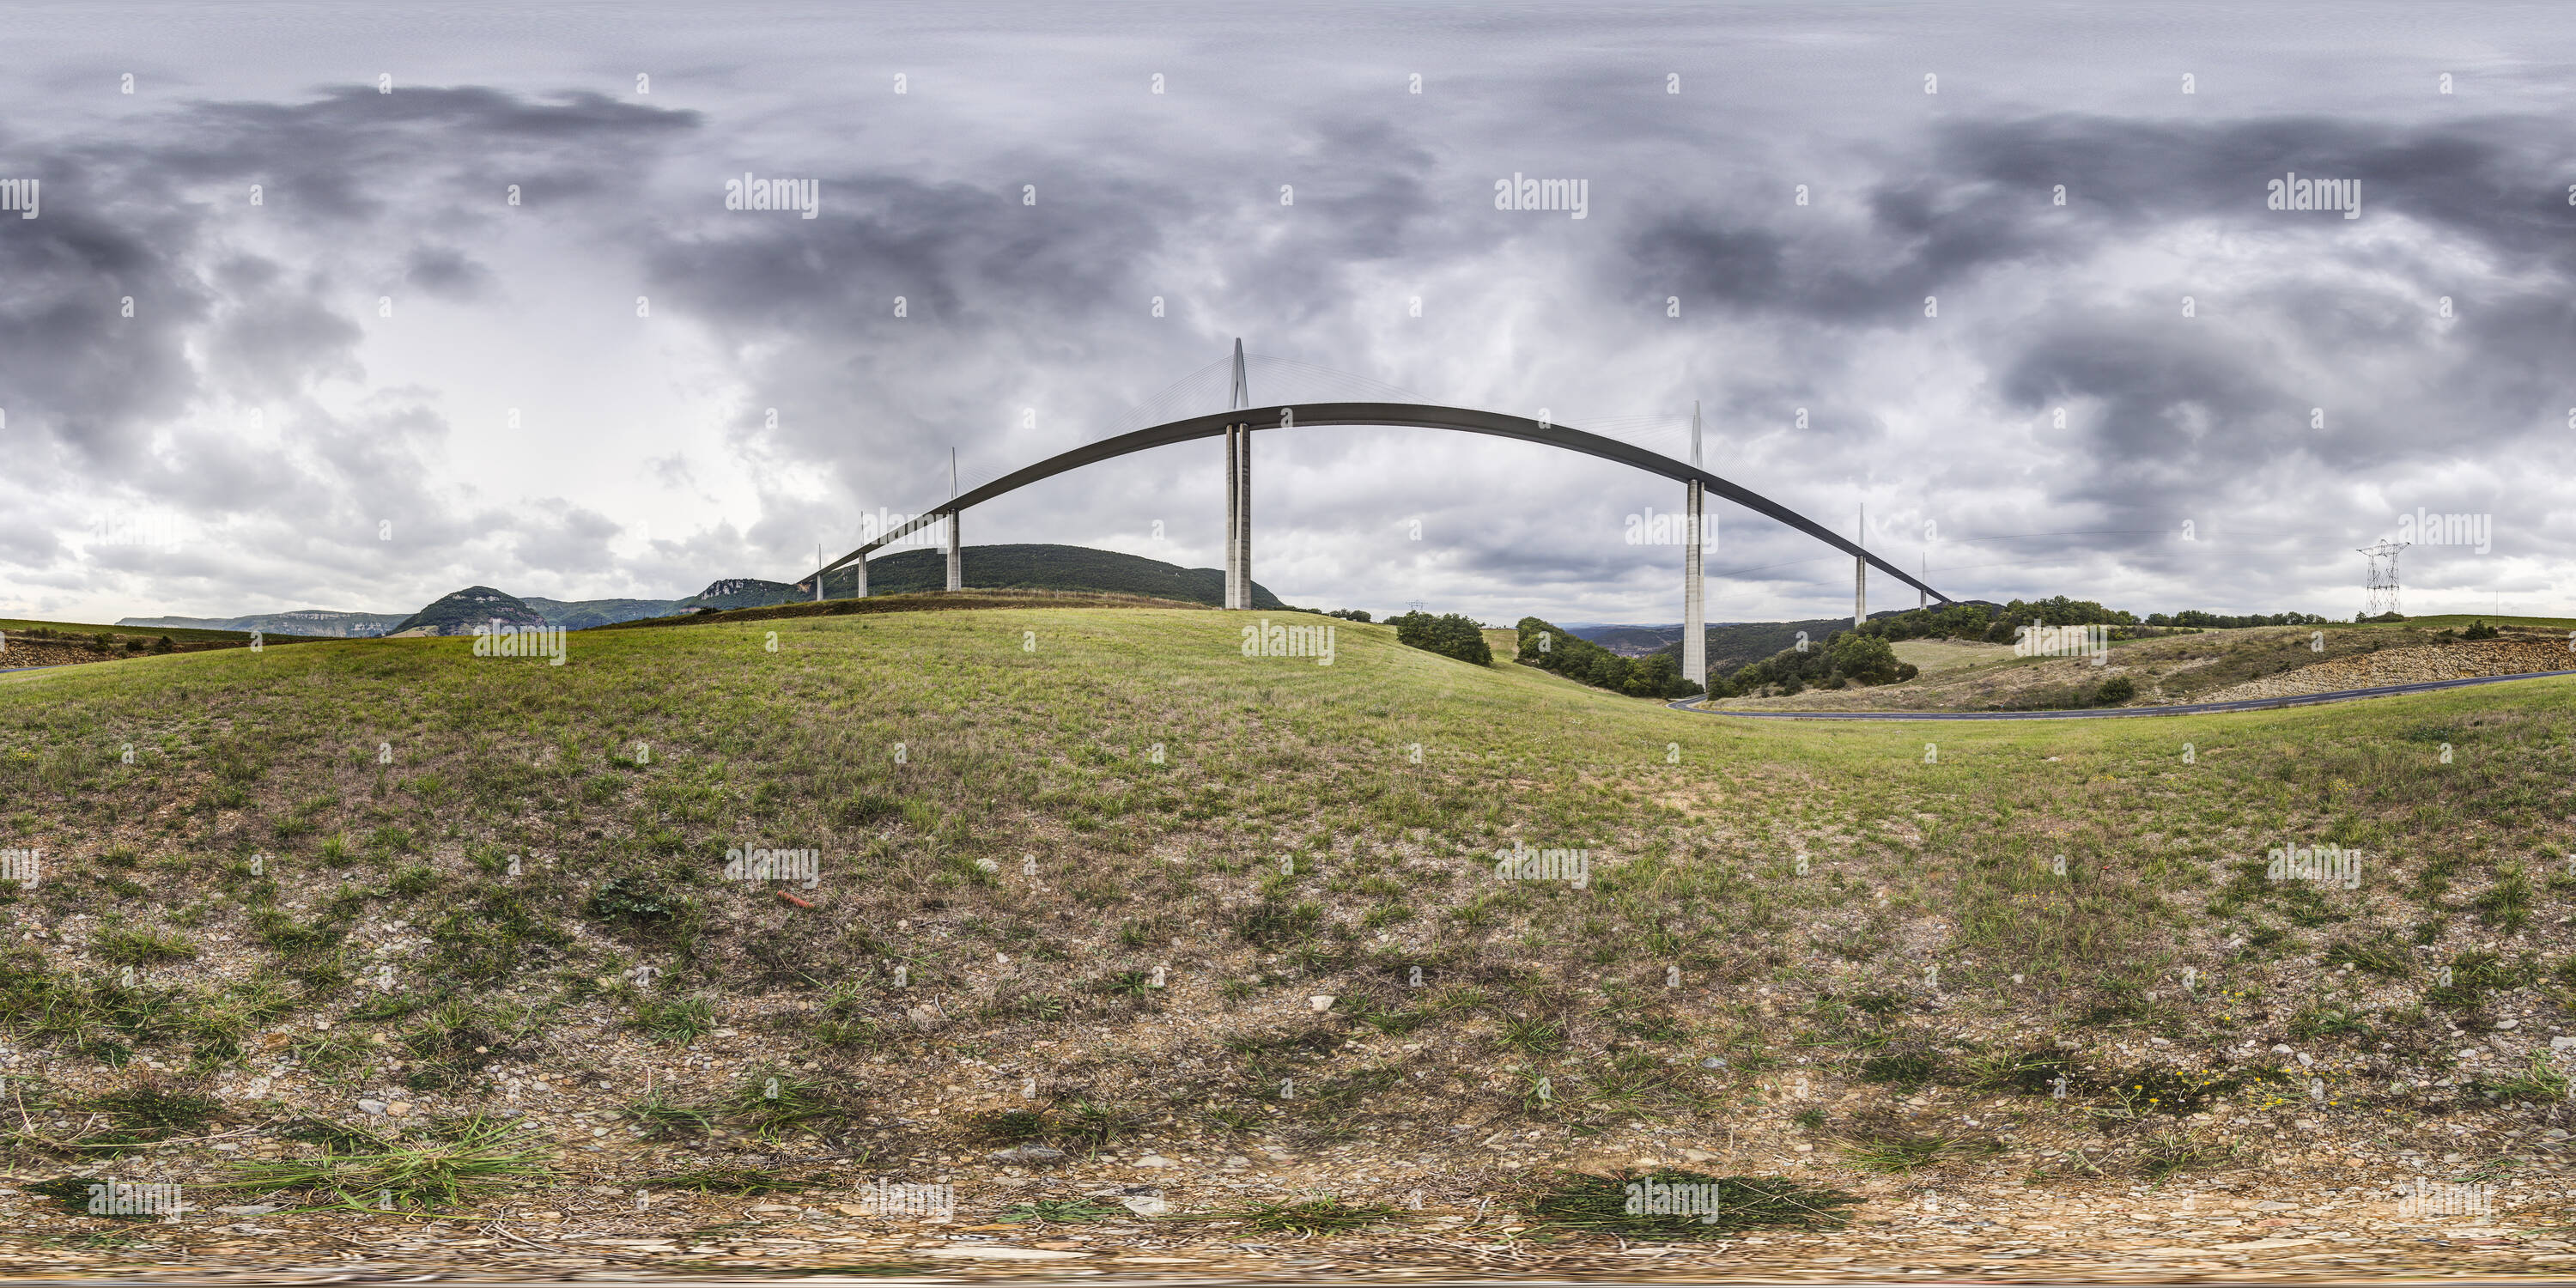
[1853,504,1866,628]
[945,447,962,592]
[1225,339,1250,609]
[1682,401,1706,689]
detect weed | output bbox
[1206,1197,1400,1236]
[88,927,197,965]
[997,1198,1129,1223]
[1525,1170,1861,1236]
[217,1115,546,1211]
[623,1090,716,1139]
[646,1165,825,1195]
[629,994,716,1044]
[1054,1099,1144,1149]
[1839,1132,1958,1173]
[1858,1052,1940,1089]
[975,1109,1052,1144]
[2133,1128,2241,1178]
[721,1072,854,1140]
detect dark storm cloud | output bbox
[4,87,698,465]
[1630,113,2576,326]
[631,107,1475,566]
[404,246,494,300]
[1609,107,2576,607]
[0,169,212,473]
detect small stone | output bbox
[387,1102,412,1116]
[990,1145,1066,1163]
[2271,1044,2293,1054]
[356,1099,388,1115]
[216,1205,279,1216]
[1135,1154,1175,1168]
[1121,1194,1171,1216]
[1309,995,1335,1012]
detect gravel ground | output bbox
[2199,641,2575,704]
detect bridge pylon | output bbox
[1224,340,1251,610]
[1682,401,1707,688]
[945,448,962,592]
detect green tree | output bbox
[1389,611,1491,666]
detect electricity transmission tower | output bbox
[2357,539,2408,618]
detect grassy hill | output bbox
[1708,619,2573,713]
[842,543,1286,609]
[7,617,297,646]
[1,607,2573,1262]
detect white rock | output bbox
[922,1246,1091,1261]
[1309,995,1334,1012]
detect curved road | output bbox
[1668,667,2576,721]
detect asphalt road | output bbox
[1668,666,2576,721]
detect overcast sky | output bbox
[5,1,2573,626]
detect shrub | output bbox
[1326,608,1372,623]
[2096,675,2136,704]
[1826,632,1904,685]
[1515,617,1702,700]
[2463,619,2500,640]
[1388,611,1491,666]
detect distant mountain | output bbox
[1644,605,2008,676]
[1564,623,1686,657]
[118,609,406,637]
[521,597,687,631]
[817,544,1284,608]
[386,586,549,637]
[125,544,1291,643]
[682,579,806,612]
